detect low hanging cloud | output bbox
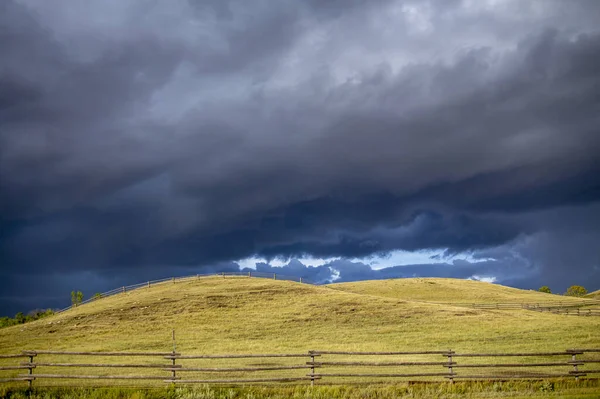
[1,0,600,315]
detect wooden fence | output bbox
[444,302,600,316]
[1,348,599,387]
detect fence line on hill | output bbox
[1,348,599,387]
[442,302,600,316]
[56,272,317,314]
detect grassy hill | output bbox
[585,289,600,299]
[329,278,597,305]
[0,276,597,354]
[0,276,598,390]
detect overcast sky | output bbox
[1,0,600,316]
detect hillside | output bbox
[586,289,600,299]
[0,276,597,357]
[330,278,597,305]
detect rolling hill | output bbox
[0,276,597,357]
[329,278,597,304]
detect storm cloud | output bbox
[1,0,600,315]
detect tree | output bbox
[71,290,84,306]
[14,312,26,324]
[538,286,552,294]
[565,285,587,297]
[93,293,102,301]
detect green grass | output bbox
[1,380,600,399]
[0,276,598,392]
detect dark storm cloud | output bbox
[1,0,600,314]
[241,256,530,286]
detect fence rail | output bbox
[1,348,598,387]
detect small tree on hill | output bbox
[71,290,84,306]
[538,286,552,294]
[565,285,587,297]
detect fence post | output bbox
[446,350,454,383]
[309,351,315,387]
[171,330,177,382]
[571,350,579,381]
[147,281,150,288]
[300,277,303,283]
[248,271,251,278]
[122,286,125,294]
[27,352,35,389]
[172,277,175,284]
[274,273,276,280]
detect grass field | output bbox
[2,380,600,399]
[0,276,598,395]
[330,278,596,305]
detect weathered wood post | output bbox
[248,271,251,278]
[300,277,303,283]
[571,350,579,381]
[147,281,150,288]
[446,349,454,383]
[122,286,125,294]
[27,351,35,389]
[171,330,177,382]
[309,351,315,387]
[172,277,175,284]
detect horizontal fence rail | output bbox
[431,302,600,316]
[1,348,599,387]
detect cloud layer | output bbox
[1,0,599,314]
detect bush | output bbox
[538,286,552,294]
[0,309,54,329]
[565,285,587,297]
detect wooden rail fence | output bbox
[449,302,600,316]
[1,349,599,387]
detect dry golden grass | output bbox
[0,276,598,387]
[329,278,596,305]
[586,289,600,299]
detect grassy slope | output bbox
[329,278,597,304]
[0,277,598,387]
[585,289,600,299]
[0,277,597,355]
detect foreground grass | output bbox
[1,380,599,399]
[0,277,598,387]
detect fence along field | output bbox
[1,347,599,387]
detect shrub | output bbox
[538,286,552,294]
[565,285,587,297]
